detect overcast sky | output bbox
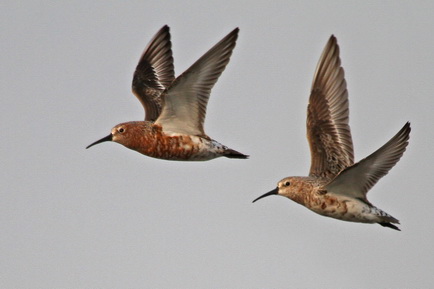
[2,1,434,288]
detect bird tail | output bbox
[377,213,400,231]
[224,149,249,159]
[370,206,400,231]
[378,222,400,231]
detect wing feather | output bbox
[326,122,411,201]
[307,35,354,179]
[132,25,175,121]
[155,28,239,136]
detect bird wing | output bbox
[325,122,410,202]
[132,25,175,122]
[155,28,239,136]
[307,35,354,179]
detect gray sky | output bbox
[2,1,434,288]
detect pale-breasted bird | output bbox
[253,35,410,231]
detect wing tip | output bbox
[397,121,411,144]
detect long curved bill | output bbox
[252,187,278,203]
[86,134,112,149]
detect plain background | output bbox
[2,1,434,288]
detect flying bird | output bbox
[253,35,410,230]
[87,26,247,161]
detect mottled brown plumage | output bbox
[253,36,410,230]
[87,26,247,161]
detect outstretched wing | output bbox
[132,25,175,122]
[155,28,239,136]
[307,35,354,179]
[325,122,411,202]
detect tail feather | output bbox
[372,206,400,231]
[378,222,401,231]
[224,149,249,159]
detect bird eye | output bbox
[118,127,125,133]
[284,181,290,186]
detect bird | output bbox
[86,25,248,161]
[253,35,410,231]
